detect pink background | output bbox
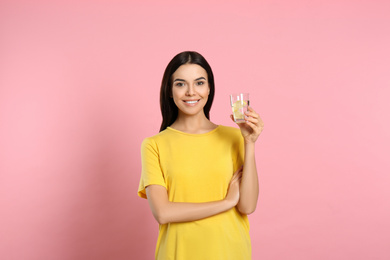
[1,0,389,259]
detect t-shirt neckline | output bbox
[166,125,221,136]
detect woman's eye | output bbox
[197,81,205,86]
[175,82,184,87]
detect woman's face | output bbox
[171,64,210,117]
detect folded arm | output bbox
[145,168,242,225]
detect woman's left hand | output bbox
[231,107,264,144]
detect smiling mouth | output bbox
[184,100,200,104]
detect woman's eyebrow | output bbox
[173,77,206,82]
[173,78,185,82]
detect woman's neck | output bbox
[170,113,217,134]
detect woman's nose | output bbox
[186,85,195,96]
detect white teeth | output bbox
[185,100,199,104]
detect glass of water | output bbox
[230,93,249,123]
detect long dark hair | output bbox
[159,51,215,132]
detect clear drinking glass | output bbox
[230,93,249,123]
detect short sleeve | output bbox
[234,133,245,171]
[137,137,167,199]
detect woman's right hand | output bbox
[225,166,243,207]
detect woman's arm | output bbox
[145,167,242,225]
[237,142,258,214]
[232,106,264,215]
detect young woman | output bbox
[138,51,264,260]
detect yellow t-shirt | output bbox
[138,125,251,260]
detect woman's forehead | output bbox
[172,64,208,80]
